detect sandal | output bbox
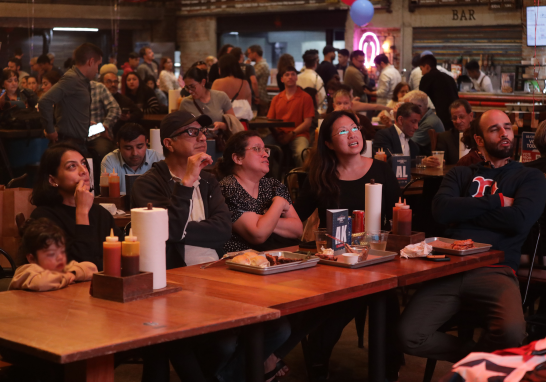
[264,360,288,381]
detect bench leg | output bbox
[64,354,114,382]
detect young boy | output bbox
[9,218,97,291]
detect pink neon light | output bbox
[358,32,380,68]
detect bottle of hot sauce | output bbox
[374,148,387,162]
[108,168,120,198]
[392,197,405,234]
[121,229,140,277]
[100,171,109,197]
[103,229,121,277]
[397,201,412,236]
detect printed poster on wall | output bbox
[521,132,541,163]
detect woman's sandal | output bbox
[264,359,288,381]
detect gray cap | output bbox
[160,111,212,144]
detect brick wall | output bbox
[177,16,217,73]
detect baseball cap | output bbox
[160,111,213,144]
[323,46,339,55]
[99,64,119,76]
[420,50,434,57]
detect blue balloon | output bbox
[350,0,375,27]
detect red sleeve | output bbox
[498,193,504,207]
[267,95,277,120]
[302,93,315,119]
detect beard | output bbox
[484,138,514,159]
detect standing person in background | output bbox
[316,46,339,88]
[38,43,103,149]
[39,70,62,99]
[335,49,350,75]
[37,54,64,81]
[208,44,233,84]
[121,52,139,94]
[8,57,29,88]
[419,54,459,130]
[246,44,271,116]
[137,46,159,82]
[465,60,493,93]
[230,47,259,101]
[364,53,401,106]
[403,89,444,148]
[297,50,326,110]
[29,56,40,79]
[123,72,160,115]
[212,54,253,121]
[276,54,296,93]
[159,56,180,93]
[343,50,369,102]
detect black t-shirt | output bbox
[316,61,338,88]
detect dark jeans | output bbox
[398,267,526,363]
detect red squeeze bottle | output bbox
[397,202,412,236]
[108,168,120,198]
[392,197,404,234]
[100,171,109,197]
[103,228,121,277]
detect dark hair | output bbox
[160,56,173,72]
[218,44,234,59]
[128,52,139,60]
[116,123,146,144]
[123,72,142,94]
[8,57,22,69]
[230,47,243,62]
[303,51,318,69]
[63,57,75,70]
[247,45,263,57]
[449,99,472,114]
[31,142,90,207]
[74,43,103,66]
[218,54,245,80]
[1,69,17,88]
[282,66,298,76]
[308,110,363,203]
[396,102,421,120]
[183,67,210,89]
[419,54,437,69]
[373,53,389,66]
[338,49,349,57]
[323,46,337,56]
[216,131,261,179]
[411,54,421,68]
[277,54,295,77]
[350,50,364,60]
[42,70,62,86]
[392,82,409,102]
[18,218,66,262]
[139,46,151,58]
[462,118,480,150]
[326,77,342,94]
[465,60,480,71]
[144,74,157,90]
[37,54,51,65]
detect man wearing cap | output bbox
[131,111,232,269]
[409,50,456,91]
[316,46,339,88]
[335,49,350,76]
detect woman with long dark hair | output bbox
[218,131,302,252]
[30,142,122,270]
[123,72,160,114]
[208,43,234,84]
[212,54,253,120]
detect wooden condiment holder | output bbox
[386,231,426,254]
[94,195,127,210]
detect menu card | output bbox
[521,132,541,163]
[326,209,351,255]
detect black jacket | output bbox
[432,161,546,271]
[372,125,424,161]
[419,68,459,130]
[436,128,461,165]
[131,161,232,269]
[316,61,338,88]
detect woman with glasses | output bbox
[158,56,180,93]
[218,131,302,252]
[122,72,160,115]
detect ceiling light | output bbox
[53,27,99,32]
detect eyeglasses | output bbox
[246,146,270,155]
[194,61,206,66]
[105,79,119,85]
[171,126,208,138]
[332,125,361,137]
[184,84,198,92]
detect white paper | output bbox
[459,131,470,159]
[150,129,163,158]
[87,158,94,193]
[168,89,180,113]
[400,241,432,259]
[365,182,382,232]
[131,207,169,289]
[362,140,373,158]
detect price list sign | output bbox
[521,132,541,163]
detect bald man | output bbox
[399,109,546,362]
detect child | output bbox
[9,218,97,291]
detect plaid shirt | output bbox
[254,59,270,103]
[90,81,121,137]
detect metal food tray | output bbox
[226,251,319,275]
[318,250,397,269]
[425,237,492,256]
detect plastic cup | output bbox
[432,151,444,168]
[349,244,370,261]
[366,230,389,252]
[314,228,328,253]
[416,155,426,168]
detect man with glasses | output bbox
[132,111,232,268]
[343,50,370,102]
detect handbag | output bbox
[192,96,227,152]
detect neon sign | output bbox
[358,32,380,69]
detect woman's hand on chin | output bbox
[74,180,94,225]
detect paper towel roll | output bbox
[168,89,180,113]
[365,182,382,233]
[87,158,95,194]
[459,131,470,159]
[131,207,169,289]
[150,129,163,158]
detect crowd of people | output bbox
[1,40,545,382]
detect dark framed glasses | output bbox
[171,126,208,138]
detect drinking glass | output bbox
[365,230,389,252]
[314,228,328,253]
[432,151,445,168]
[416,155,426,168]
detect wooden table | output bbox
[0,281,279,382]
[113,213,131,228]
[248,118,295,130]
[411,164,455,178]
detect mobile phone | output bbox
[0,89,5,97]
[425,256,451,262]
[88,122,106,137]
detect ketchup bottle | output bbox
[121,229,140,277]
[100,171,109,197]
[108,168,120,198]
[397,202,412,236]
[392,197,405,234]
[103,228,121,277]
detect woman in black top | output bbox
[295,110,400,230]
[218,131,302,252]
[30,143,122,270]
[123,72,160,115]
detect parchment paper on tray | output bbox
[400,241,432,259]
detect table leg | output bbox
[369,291,386,382]
[64,354,114,382]
[0,135,13,179]
[244,322,264,382]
